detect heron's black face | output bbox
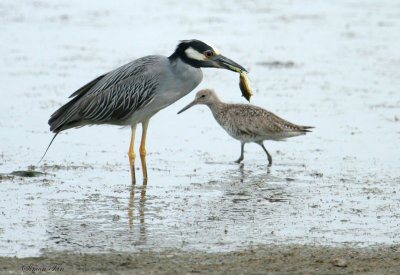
[169,39,247,73]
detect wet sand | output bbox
[1,245,400,274]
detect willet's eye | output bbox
[200,94,206,98]
[204,51,213,58]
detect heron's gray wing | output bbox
[68,55,161,99]
[68,74,107,98]
[48,73,108,128]
[49,55,162,132]
[78,75,159,122]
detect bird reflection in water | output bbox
[129,179,147,235]
[237,163,271,184]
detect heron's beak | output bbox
[214,55,247,73]
[177,100,197,114]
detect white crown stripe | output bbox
[184,47,207,61]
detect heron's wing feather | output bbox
[68,74,107,98]
[49,55,162,132]
[79,75,159,121]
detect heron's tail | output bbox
[38,132,59,164]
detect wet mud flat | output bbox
[1,245,399,274]
[1,0,400,273]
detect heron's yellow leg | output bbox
[139,119,150,181]
[128,124,137,184]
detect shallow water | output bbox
[1,0,399,257]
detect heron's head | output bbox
[169,39,247,73]
[177,89,219,114]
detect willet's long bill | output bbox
[178,89,313,166]
[41,40,248,184]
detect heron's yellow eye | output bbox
[204,50,213,58]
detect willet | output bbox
[178,89,313,166]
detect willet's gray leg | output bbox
[259,142,272,166]
[235,142,245,163]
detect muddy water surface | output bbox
[1,0,399,259]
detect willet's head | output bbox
[177,89,220,114]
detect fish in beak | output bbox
[213,55,253,101]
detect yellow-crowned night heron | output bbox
[43,40,247,183]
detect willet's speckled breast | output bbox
[178,89,313,166]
